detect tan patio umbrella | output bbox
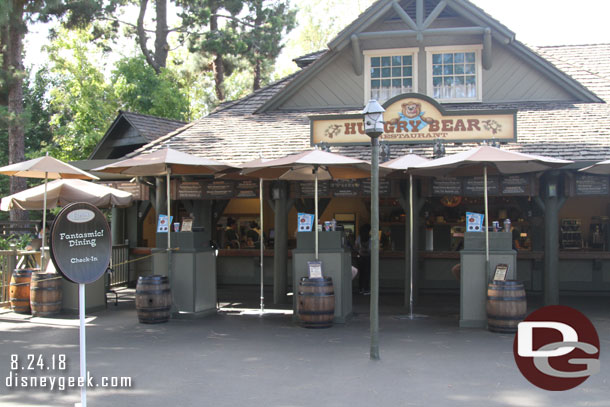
[411,145,571,273]
[381,153,429,318]
[0,155,99,268]
[0,179,132,211]
[93,147,237,252]
[579,159,610,174]
[242,149,373,260]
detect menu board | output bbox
[176,181,204,199]
[362,178,392,196]
[463,176,499,196]
[110,182,148,201]
[575,174,610,196]
[331,179,363,197]
[298,181,330,197]
[203,180,235,199]
[501,175,532,195]
[235,180,259,198]
[431,177,462,196]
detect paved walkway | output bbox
[0,289,608,407]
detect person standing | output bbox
[354,223,371,295]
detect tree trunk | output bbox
[7,0,28,222]
[210,14,225,101]
[253,59,261,91]
[154,0,169,69]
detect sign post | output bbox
[49,202,111,407]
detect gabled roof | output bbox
[89,111,187,159]
[256,0,601,112]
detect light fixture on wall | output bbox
[433,140,445,158]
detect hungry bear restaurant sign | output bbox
[310,93,516,145]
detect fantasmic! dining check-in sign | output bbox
[310,93,516,145]
[50,202,111,284]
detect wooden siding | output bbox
[281,50,363,110]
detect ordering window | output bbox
[364,48,418,104]
[425,45,483,102]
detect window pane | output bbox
[371,57,380,67]
[432,54,442,64]
[381,57,391,67]
[403,66,412,76]
[455,53,465,63]
[392,79,401,87]
[433,77,442,86]
[466,75,476,84]
[371,80,380,88]
[465,52,475,63]
[455,76,465,85]
[443,65,454,75]
[382,67,391,77]
[455,64,464,74]
[443,53,453,64]
[391,67,400,77]
[403,55,412,65]
[371,68,380,78]
[465,64,475,74]
[443,77,453,86]
[392,56,401,65]
[433,64,442,75]
[403,78,412,88]
[382,79,391,87]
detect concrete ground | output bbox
[0,287,608,407]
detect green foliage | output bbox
[44,27,119,161]
[0,233,33,250]
[111,56,191,121]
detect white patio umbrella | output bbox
[411,145,572,275]
[579,159,610,174]
[381,153,429,318]
[0,155,98,269]
[0,179,132,211]
[242,149,373,260]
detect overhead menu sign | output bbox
[310,93,516,145]
[463,176,499,196]
[574,174,610,196]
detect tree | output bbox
[0,0,120,221]
[112,55,191,120]
[45,28,119,161]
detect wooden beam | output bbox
[482,28,492,70]
[351,35,363,76]
[392,0,418,30]
[357,26,485,41]
[416,0,424,27]
[422,0,447,30]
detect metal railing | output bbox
[109,242,130,287]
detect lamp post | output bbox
[362,99,385,360]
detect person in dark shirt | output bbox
[354,223,371,295]
[225,218,240,249]
[246,221,261,248]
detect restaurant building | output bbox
[90,0,610,311]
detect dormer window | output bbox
[426,45,483,102]
[364,48,419,104]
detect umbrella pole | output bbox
[314,168,319,260]
[167,170,171,252]
[484,165,489,277]
[259,178,264,314]
[409,173,414,319]
[41,172,48,271]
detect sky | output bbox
[23,0,610,72]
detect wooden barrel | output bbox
[135,275,171,324]
[297,277,335,328]
[30,272,63,317]
[9,269,37,314]
[487,280,527,333]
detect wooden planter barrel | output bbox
[136,275,171,324]
[486,280,527,333]
[30,272,63,317]
[10,269,37,314]
[297,277,335,329]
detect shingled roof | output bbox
[120,111,187,142]
[130,41,610,164]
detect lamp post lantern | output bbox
[362,99,385,360]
